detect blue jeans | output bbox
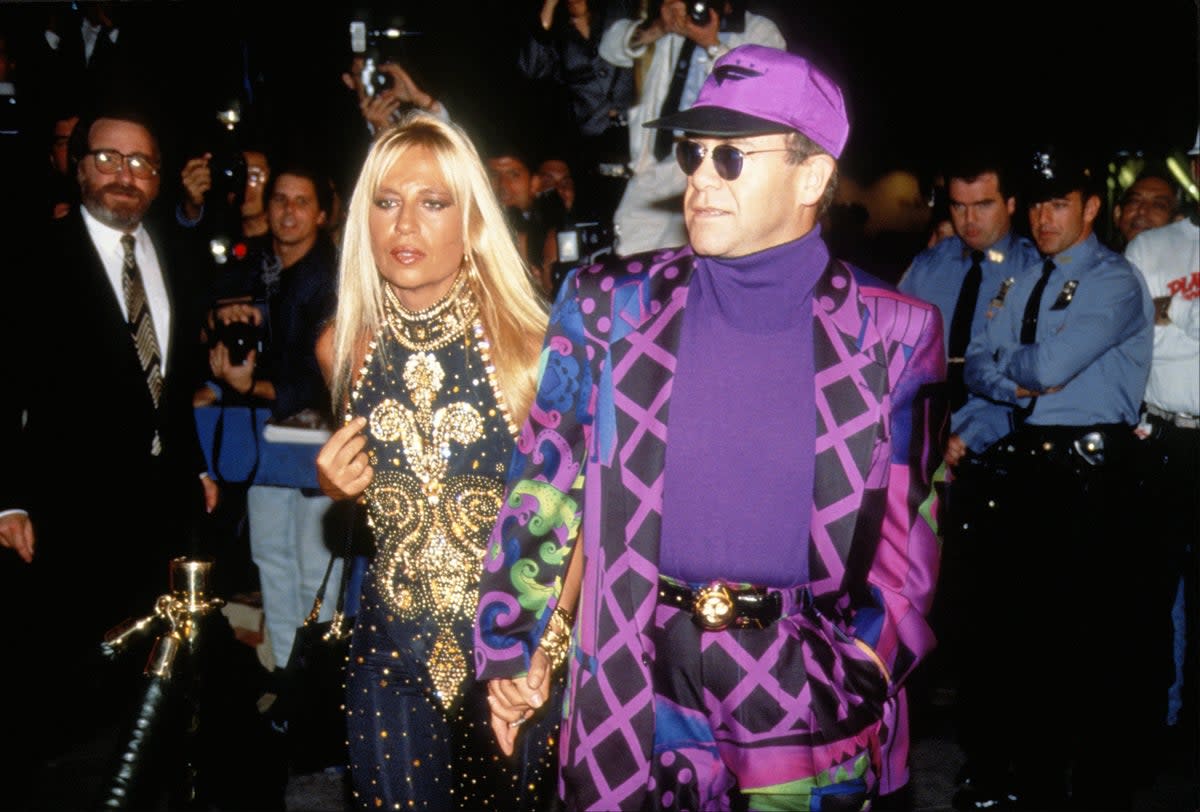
[247,485,341,668]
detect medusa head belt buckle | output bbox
[694,583,735,631]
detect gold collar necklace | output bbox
[384,271,478,352]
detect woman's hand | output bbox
[316,416,374,501]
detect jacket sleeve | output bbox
[598,17,640,66]
[964,278,1026,408]
[474,273,594,681]
[1003,264,1149,392]
[853,298,946,691]
[517,15,561,81]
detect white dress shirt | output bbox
[81,205,172,373]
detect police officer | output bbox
[897,146,1040,810]
[964,146,1154,809]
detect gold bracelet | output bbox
[537,605,574,672]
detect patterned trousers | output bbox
[647,592,889,811]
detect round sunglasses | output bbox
[674,140,792,181]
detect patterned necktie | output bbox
[946,249,985,411]
[1015,258,1055,425]
[121,234,164,455]
[653,39,697,161]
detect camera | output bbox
[687,0,719,25]
[556,222,614,265]
[208,106,247,206]
[648,0,745,32]
[552,221,615,298]
[350,18,419,98]
[210,320,263,366]
[209,149,247,206]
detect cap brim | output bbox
[643,106,793,137]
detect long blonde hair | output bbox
[329,112,548,426]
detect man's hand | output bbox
[1015,385,1062,399]
[316,416,374,501]
[661,0,720,47]
[180,153,212,221]
[944,434,968,468]
[631,10,668,46]
[208,342,256,396]
[362,93,403,132]
[1153,295,1172,326]
[212,302,263,328]
[201,475,219,513]
[539,0,559,30]
[343,57,438,132]
[486,647,552,756]
[0,512,35,563]
[377,62,436,111]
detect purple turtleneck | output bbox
[658,228,830,587]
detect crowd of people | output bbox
[0,2,1195,811]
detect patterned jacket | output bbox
[476,244,947,809]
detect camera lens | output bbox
[688,0,712,24]
[212,321,261,366]
[373,71,394,92]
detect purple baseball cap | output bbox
[644,44,849,158]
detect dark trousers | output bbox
[958,425,1151,809]
[942,451,1010,781]
[1135,416,1199,752]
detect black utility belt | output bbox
[657,577,810,631]
[989,423,1133,468]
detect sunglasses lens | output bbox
[712,145,744,181]
[676,141,704,176]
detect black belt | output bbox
[1000,423,1133,467]
[657,577,803,631]
[1145,403,1200,430]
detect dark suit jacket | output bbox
[0,208,211,635]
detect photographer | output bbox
[178,146,271,241]
[341,56,448,136]
[198,162,343,687]
[597,0,784,255]
[518,0,636,227]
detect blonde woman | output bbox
[315,111,556,810]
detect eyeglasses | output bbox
[675,140,792,181]
[86,149,160,179]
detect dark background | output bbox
[4,0,1198,203]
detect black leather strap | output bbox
[657,578,783,630]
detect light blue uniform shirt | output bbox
[899,232,1040,451]
[965,233,1153,428]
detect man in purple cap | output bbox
[475,44,947,810]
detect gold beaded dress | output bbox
[343,274,558,810]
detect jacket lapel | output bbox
[599,247,693,628]
[809,260,889,596]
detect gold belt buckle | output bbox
[693,583,735,630]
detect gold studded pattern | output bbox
[350,279,512,709]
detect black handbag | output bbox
[280,536,352,774]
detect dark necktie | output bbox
[946,249,985,411]
[653,39,697,161]
[1015,258,1055,425]
[121,234,165,455]
[1020,258,1055,345]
